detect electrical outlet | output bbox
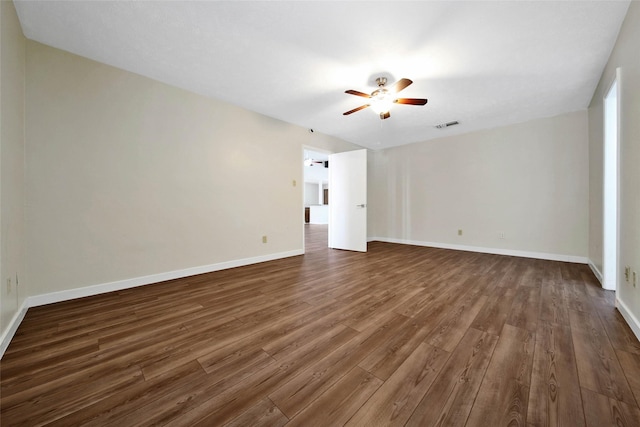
[458,229,462,236]
[499,232,506,239]
[625,266,630,282]
[292,180,296,187]
[6,278,11,294]
[262,235,268,244]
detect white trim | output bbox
[588,260,605,286]
[368,237,588,264]
[617,297,640,343]
[602,67,621,293]
[0,249,302,358]
[0,299,29,359]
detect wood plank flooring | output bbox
[2,224,640,426]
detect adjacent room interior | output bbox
[2,1,640,425]
[303,149,329,226]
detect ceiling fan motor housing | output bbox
[376,77,387,87]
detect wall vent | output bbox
[435,121,459,129]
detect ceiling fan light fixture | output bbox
[369,89,393,115]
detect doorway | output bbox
[302,147,368,253]
[303,148,330,252]
[603,70,619,291]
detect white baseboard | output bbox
[0,249,303,359]
[588,260,607,288]
[27,249,303,308]
[0,299,29,359]
[368,237,588,264]
[617,297,640,343]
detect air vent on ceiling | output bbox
[435,121,459,129]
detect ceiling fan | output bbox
[304,158,327,167]
[343,77,428,120]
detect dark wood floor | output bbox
[3,224,640,426]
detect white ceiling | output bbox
[14,1,630,150]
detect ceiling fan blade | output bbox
[391,78,412,93]
[394,98,428,105]
[380,111,391,120]
[345,89,372,98]
[343,104,370,115]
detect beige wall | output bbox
[1,1,26,339]
[589,2,640,322]
[370,110,589,259]
[24,41,361,298]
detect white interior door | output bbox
[329,149,367,252]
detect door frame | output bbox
[602,68,620,291]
